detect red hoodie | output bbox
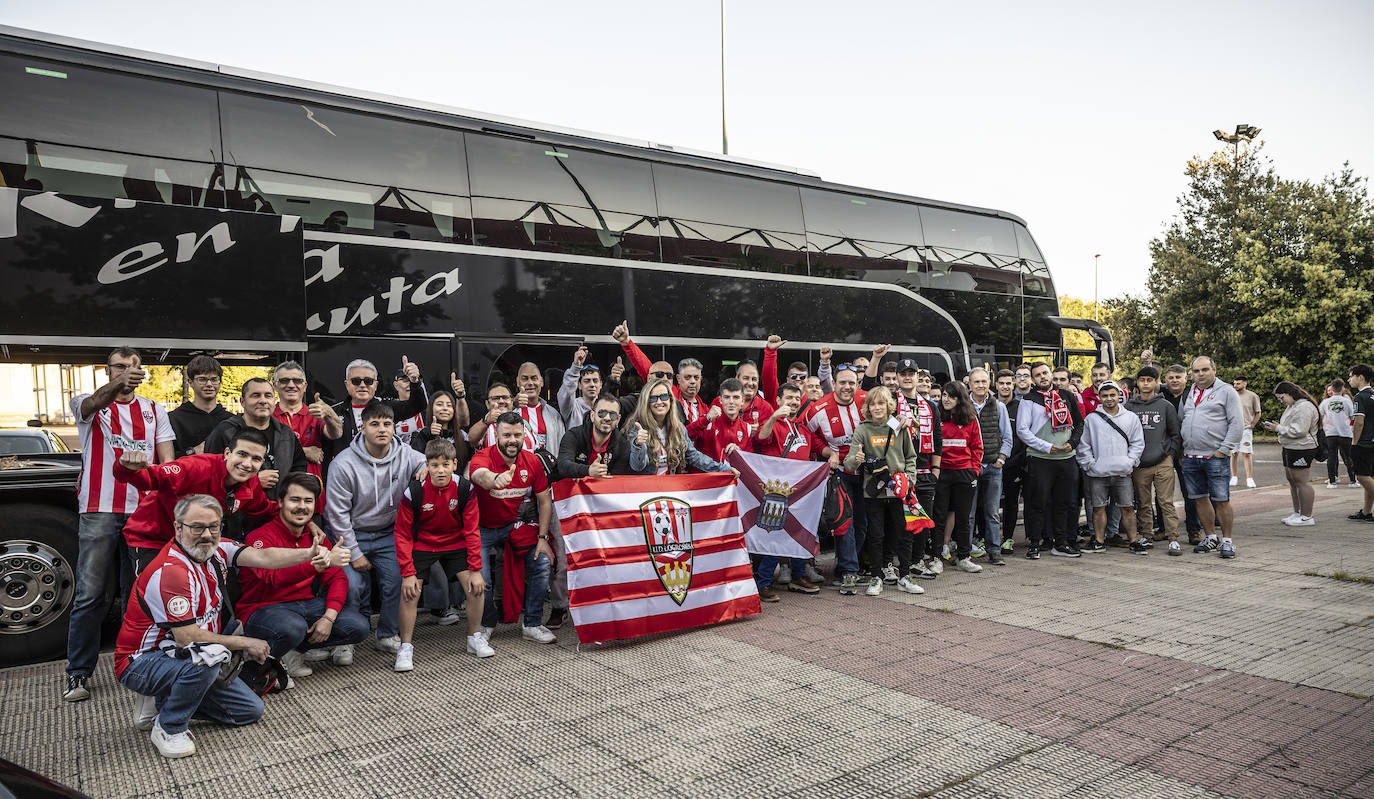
[113,454,277,550]
[687,411,756,463]
[394,476,481,578]
[235,516,348,624]
[937,418,985,472]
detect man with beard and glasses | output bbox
[115,493,347,759]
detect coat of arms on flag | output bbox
[641,497,694,605]
[727,450,829,558]
[757,479,793,532]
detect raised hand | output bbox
[430,419,444,437]
[308,393,333,420]
[766,335,788,351]
[872,343,891,359]
[450,373,465,396]
[632,422,649,447]
[573,346,588,367]
[516,391,529,409]
[401,355,420,383]
[819,346,833,363]
[119,366,148,393]
[610,356,625,382]
[611,320,630,343]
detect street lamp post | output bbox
[1213,123,1261,162]
[720,0,728,155]
[1094,253,1101,321]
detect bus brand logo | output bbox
[303,244,464,335]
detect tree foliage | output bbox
[134,365,271,412]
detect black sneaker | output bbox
[546,608,568,630]
[986,551,1006,566]
[1025,546,1041,560]
[1129,539,1150,555]
[1104,536,1128,548]
[62,675,90,702]
[1082,541,1107,553]
[1051,544,1081,558]
[1349,511,1374,521]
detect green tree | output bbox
[136,365,271,411]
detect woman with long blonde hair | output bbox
[623,379,728,474]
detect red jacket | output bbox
[114,454,277,550]
[937,419,984,472]
[757,416,826,461]
[395,476,481,578]
[687,412,756,462]
[235,516,348,624]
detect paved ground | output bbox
[4,460,1372,798]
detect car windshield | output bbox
[0,432,52,455]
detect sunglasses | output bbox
[595,409,620,419]
[580,365,601,374]
[787,373,807,381]
[648,393,672,404]
[276,377,305,385]
[835,364,861,373]
[349,376,376,387]
[649,370,674,379]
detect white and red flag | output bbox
[726,449,829,559]
[554,472,760,644]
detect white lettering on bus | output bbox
[97,221,236,284]
[303,244,343,286]
[306,267,463,334]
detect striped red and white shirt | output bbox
[113,538,240,679]
[71,394,174,514]
[804,392,868,473]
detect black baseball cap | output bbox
[896,358,919,373]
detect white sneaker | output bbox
[436,607,461,626]
[478,626,494,641]
[955,558,983,574]
[941,543,952,561]
[1246,478,1256,488]
[302,648,332,663]
[896,576,925,595]
[927,556,944,575]
[775,562,792,585]
[150,722,196,759]
[1229,476,1238,486]
[864,576,883,596]
[522,625,556,644]
[1281,512,1302,525]
[1326,481,1339,489]
[133,694,157,731]
[281,650,312,678]
[330,644,355,666]
[881,565,899,584]
[466,632,496,658]
[805,562,825,583]
[393,643,414,672]
[374,635,402,655]
[1288,515,1315,526]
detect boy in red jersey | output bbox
[688,379,756,462]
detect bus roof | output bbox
[0,24,1029,227]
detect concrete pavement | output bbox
[3,477,1371,798]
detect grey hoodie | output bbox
[1179,380,1244,457]
[1076,406,1144,477]
[326,434,427,560]
[1125,393,1181,468]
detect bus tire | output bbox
[0,503,79,667]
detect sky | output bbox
[3,0,1371,302]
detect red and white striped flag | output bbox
[727,449,829,559]
[554,473,760,644]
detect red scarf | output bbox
[1044,389,1072,430]
[910,393,935,453]
[500,522,540,624]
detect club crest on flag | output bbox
[640,497,694,605]
[757,478,795,533]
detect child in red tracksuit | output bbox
[394,439,485,672]
[933,382,985,573]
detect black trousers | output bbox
[1327,436,1354,483]
[864,498,911,575]
[933,468,978,559]
[1025,457,1078,547]
[996,460,1024,539]
[913,473,940,561]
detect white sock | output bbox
[1221,537,1232,546]
[399,642,413,652]
[1207,534,1219,542]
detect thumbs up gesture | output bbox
[494,462,517,489]
[308,392,331,419]
[632,421,648,447]
[610,356,625,382]
[401,355,419,383]
[450,372,465,397]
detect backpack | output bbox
[818,468,852,538]
[408,475,472,519]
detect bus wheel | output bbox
[0,504,78,667]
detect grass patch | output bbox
[934,607,956,614]
[1305,570,1374,585]
[1345,692,1371,700]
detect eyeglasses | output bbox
[488,394,512,402]
[787,373,807,381]
[595,409,620,419]
[649,370,674,379]
[648,393,672,404]
[275,377,305,385]
[178,522,221,535]
[349,376,377,387]
[191,376,221,385]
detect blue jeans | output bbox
[969,463,1004,549]
[1182,456,1231,502]
[754,555,808,589]
[836,473,864,576]
[344,528,401,639]
[66,512,130,678]
[119,652,263,735]
[243,596,370,660]
[479,524,551,628]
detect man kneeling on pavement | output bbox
[116,493,349,759]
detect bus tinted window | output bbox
[0,136,223,207]
[219,92,467,195]
[1014,222,1044,261]
[801,189,922,280]
[466,135,659,260]
[653,165,806,275]
[918,207,1018,257]
[0,54,219,161]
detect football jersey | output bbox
[71,394,174,514]
[113,538,240,679]
[468,447,549,528]
[805,392,867,473]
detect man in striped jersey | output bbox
[804,365,867,582]
[64,347,176,704]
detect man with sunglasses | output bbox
[328,356,428,458]
[611,320,711,423]
[204,379,309,503]
[557,393,652,479]
[271,360,343,505]
[168,355,233,457]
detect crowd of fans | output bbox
[56,336,1374,759]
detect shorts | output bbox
[1238,429,1254,454]
[1181,456,1231,502]
[1353,446,1374,477]
[1084,475,1134,508]
[411,549,471,584]
[1281,447,1321,469]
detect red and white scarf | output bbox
[1044,389,1073,431]
[909,393,935,453]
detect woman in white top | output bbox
[1319,379,1357,487]
[1265,381,1321,526]
[623,379,728,475]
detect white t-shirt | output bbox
[71,394,174,514]
[1321,395,1356,438]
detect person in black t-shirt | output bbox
[167,355,232,457]
[1346,364,1374,520]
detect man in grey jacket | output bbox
[325,401,427,659]
[1076,382,1146,554]
[1178,356,1245,559]
[1126,366,1183,554]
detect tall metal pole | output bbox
[720,0,728,155]
[1093,253,1101,321]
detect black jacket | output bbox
[168,401,233,457]
[557,419,653,478]
[203,416,309,500]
